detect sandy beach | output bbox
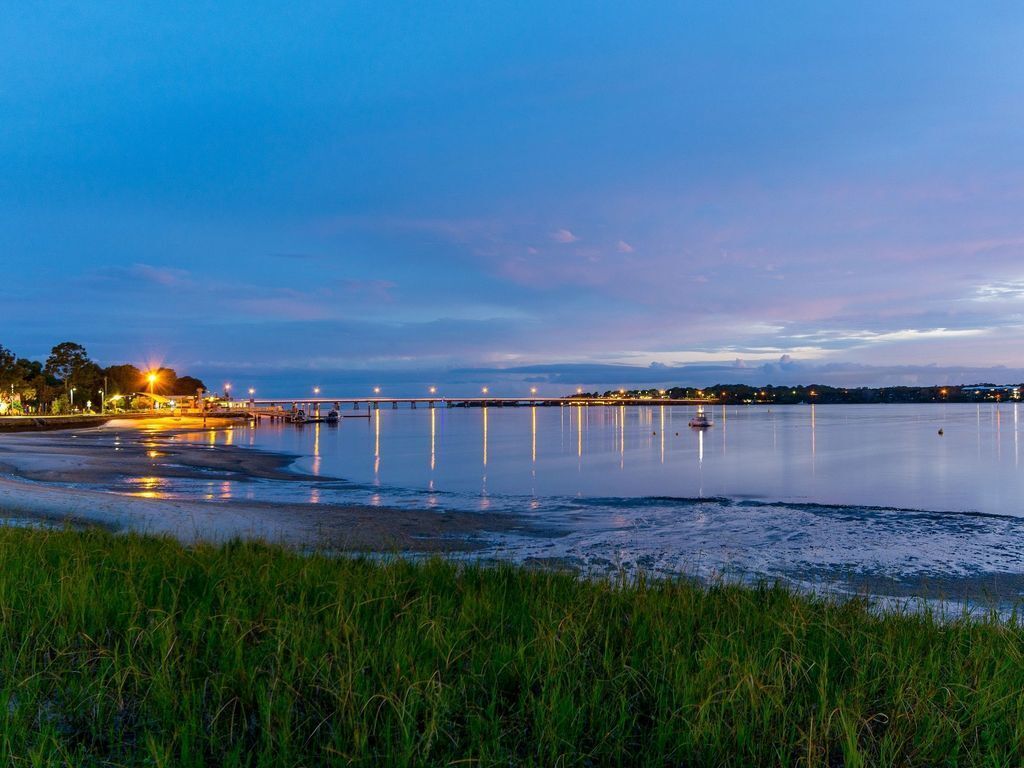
[0,417,523,551]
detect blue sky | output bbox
[4,2,1024,395]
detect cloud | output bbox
[337,278,397,302]
[91,263,191,288]
[616,240,634,253]
[449,357,1024,390]
[974,280,1024,301]
[550,228,579,244]
[128,264,191,287]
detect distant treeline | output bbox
[570,384,1021,404]
[0,341,206,414]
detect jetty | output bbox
[240,396,713,422]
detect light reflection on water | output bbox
[125,476,169,499]
[113,403,1024,589]
[167,403,1024,518]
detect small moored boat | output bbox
[688,406,713,429]
[288,409,307,425]
[326,409,340,424]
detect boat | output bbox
[287,409,307,425]
[326,409,340,424]
[688,405,713,429]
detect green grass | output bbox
[0,527,1022,766]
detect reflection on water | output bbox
[242,403,1024,517]
[126,476,169,499]
[312,423,321,476]
[430,407,437,471]
[118,403,1024,520]
[373,409,380,478]
[22,403,1024,594]
[530,406,536,464]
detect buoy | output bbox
[938,428,944,436]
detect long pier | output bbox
[242,396,712,418]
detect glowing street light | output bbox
[481,387,489,395]
[313,386,320,395]
[428,386,437,395]
[530,387,538,395]
[248,388,255,396]
[224,382,231,399]
[576,387,583,394]
[373,386,381,395]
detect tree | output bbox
[44,342,92,394]
[172,375,206,395]
[103,364,144,396]
[0,345,18,396]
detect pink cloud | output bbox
[616,240,635,253]
[550,228,579,243]
[127,263,190,287]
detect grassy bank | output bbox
[0,528,1021,766]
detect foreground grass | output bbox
[0,529,1022,766]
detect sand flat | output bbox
[0,417,523,551]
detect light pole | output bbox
[99,389,104,415]
[70,387,76,409]
[148,373,157,412]
[224,383,232,401]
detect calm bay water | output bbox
[162,403,1024,590]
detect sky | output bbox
[3,2,1024,396]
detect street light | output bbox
[373,386,381,395]
[428,386,437,395]
[224,383,232,399]
[530,387,538,395]
[482,387,489,395]
[313,386,320,395]
[249,388,255,396]
[99,389,105,415]
[147,372,157,412]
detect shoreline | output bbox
[0,417,527,552]
[3,416,1024,607]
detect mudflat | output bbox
[0,417,524,551]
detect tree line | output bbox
[0,341,206,414]
[569,384,1022,404]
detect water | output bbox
[26,403,1024,595]
[178,402,1024,515]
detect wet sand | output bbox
[0,417,526,552]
